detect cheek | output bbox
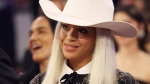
[59,31,66,45]
[114,36,121,43]
[80,38,96,49]
[46,39,53,47]
[42,35,53,46]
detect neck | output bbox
[68,55,92,71]
[39,60,48,73]
[117,41,141,58]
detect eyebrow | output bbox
[37,27,48,30]
[29,27,48,34]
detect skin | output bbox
[114,11,150,83]
[29,16,54,72]
[59,23,96,71]
[52,0,64,11]
[144,23,150,53]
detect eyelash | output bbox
[61,23,88,34]
[78,28,88,34]
[61,24,69,29]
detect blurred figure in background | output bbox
[118,0,150,20]
[29,15,56,73]
[114,5,150,84]
[20,0,66,82]
[20,14,57,84]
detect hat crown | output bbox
[39,0,137,38]
[63,0,114,23]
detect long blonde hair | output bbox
[42,22,117,84]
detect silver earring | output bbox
[138,30,145,39]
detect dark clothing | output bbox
[0,0,40,65]
[20,49,40,84]
[0,48,20,84]
[0,6,16,64]
[20,63,40,84]
[30,70,139,84]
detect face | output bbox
[29,16,54,63]
[59,23,96,62]
[114,11,140,46]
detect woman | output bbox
[114,5,150,84]
[30,0,139,84]
[29,14,56,72]
[21,14,57,84]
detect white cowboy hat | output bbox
[39,0,137,38]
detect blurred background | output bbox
[0,0,150,79]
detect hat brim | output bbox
[39,0,137,38]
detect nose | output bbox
[29,33,38,42]
[66,29,77,42]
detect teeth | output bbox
[67,46,75,48]
[32,45,41,49]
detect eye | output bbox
[78,28,88,34]
[61,23,69,29]
[38,30,46,34]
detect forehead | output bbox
[31,16,51,30]
[114,12,131,21]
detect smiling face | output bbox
[59,23,96,64]
[29,16,54,63]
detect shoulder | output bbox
[29,72,46,84]
[116,69,139,84]
[0,48,20,84]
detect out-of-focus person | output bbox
[114,5,150,84]
[20,14,57,84]
[20,1,66,83]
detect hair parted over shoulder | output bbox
[42,22,117,84]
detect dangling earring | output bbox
[138,30,145,39]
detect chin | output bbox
[63,54,76,60]
[32,55,41,62]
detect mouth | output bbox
[31,44,42,52]
[64,43,79,51]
